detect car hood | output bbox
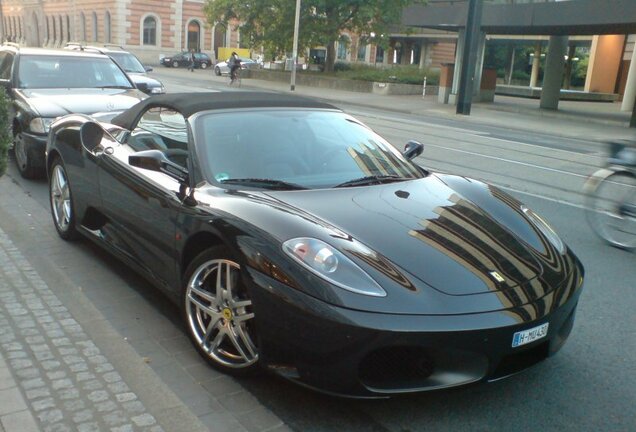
[127,73,162,88]
[17,88,146,118]
[264,174,565,298]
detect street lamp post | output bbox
[290,0,301,91]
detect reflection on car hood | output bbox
[265,174,569,298]
[17,88,146,118]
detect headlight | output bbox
[150,85,166,94]
[521,206,566,254]
[283,237,386,297]
[29,117,54,134]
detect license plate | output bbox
[512,323,549,348]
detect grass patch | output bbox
[319,63,439,86]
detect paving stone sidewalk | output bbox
[0,225,165,431]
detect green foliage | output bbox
[204,0,427,71]
[0,88,10,178]
[314,63,439,85]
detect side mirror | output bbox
[129,150,189,184]
[403,140,424,160]
[80,122,104,152]
[136,82,149,92]
[144,65,153,72]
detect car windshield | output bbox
[194,109,425,190]
[18,55,133,89]
[108,52,146,74]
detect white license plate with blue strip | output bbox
[512,323,549,348]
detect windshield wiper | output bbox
[334,175,406,188]
[220,178,308,190]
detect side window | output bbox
[0,53,14,80]
[127,107,188,167]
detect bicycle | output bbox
[584,140,636,250]
[229,67,241,87]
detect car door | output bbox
[97,107,189,290]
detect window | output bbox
[66,16,71,41]
[0,53,14,80]
[105,12,111,43]
[92,12,98,42]
[58,16,63,42]
[143,16,156,45]
[357,44,366,62]
[128,108,188,167]
[80,13,86,41]
[52,16,57,42]
[337,37,349,60]
[375,45,384,64]
[187,20,201,52]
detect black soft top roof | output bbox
[111,91,338,130]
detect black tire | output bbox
[200,62,208,69]
[214,66,222,76]
[49,157,80,241]
[585,169,636,250]
[183,246,260,375]
[13,131,40,179]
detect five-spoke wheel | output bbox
[49,158,79,240]
[184,248,259,373]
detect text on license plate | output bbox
[512,323,549,348]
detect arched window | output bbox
[52,16,57,42]
[32,13,41,46]
[104,11,111,43]
[18,17,22,38]
[66,16,71,42]
[80,12,86,41]
[337,36,349,60]
[58,16,63,42]
[142,16,156,45]
[357,43,367,62]
[92,12,98,42]
[187,20,201,52]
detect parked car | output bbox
[47,92,584,398]
[160,52,212,69]
[65,43,166,95]
[0,44,147,179]
[214,57,258,76]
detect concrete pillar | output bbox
[529,43,541,87]
[585,35,624,93]
[473,32,486,97]
[621,44,636,112]
[174,0,183,50]
[451,29,465,95]
[540,35,568,110]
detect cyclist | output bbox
[229,52,241,84]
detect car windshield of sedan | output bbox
[108,52,146,74]
[18,55,133,89]
[194,109,425,190]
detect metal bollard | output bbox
[422,76,427,98]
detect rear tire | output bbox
[200,62,208,69]
[585,169,636,250]
[215,67,222,76]
[183,247,260,375]
[49,157,79,241]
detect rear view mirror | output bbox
[80,122,104,152]
[403,140,424,160]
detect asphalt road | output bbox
[5,71,635,431]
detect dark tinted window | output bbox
[0,52,14,80]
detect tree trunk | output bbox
[325,41,336,72]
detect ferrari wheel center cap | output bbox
[222,308,233,321]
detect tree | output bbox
[205,0,427,72]
[0,88,10,178]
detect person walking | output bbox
[188,49,195,72]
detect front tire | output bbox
[183,247,259,375]
[14,131,39,179]
[200,62,208,69]
[585,169,636,250]
[49,158,79,240]
[214,67,222,76]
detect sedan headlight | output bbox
[521,206,566,254]
[150,85,166,94]
[283,237,386,297]
[29,117,55,134]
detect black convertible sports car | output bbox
[46,92,584,397]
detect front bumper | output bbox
[247,261,584,398]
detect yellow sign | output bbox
[218,47,251,62]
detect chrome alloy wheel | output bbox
[50,163,72,232]
[14,133,27,171]
[185,259,258,368]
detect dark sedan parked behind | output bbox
[46,92,584,398]
[160,51,212,69]
[0,44,147,179]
